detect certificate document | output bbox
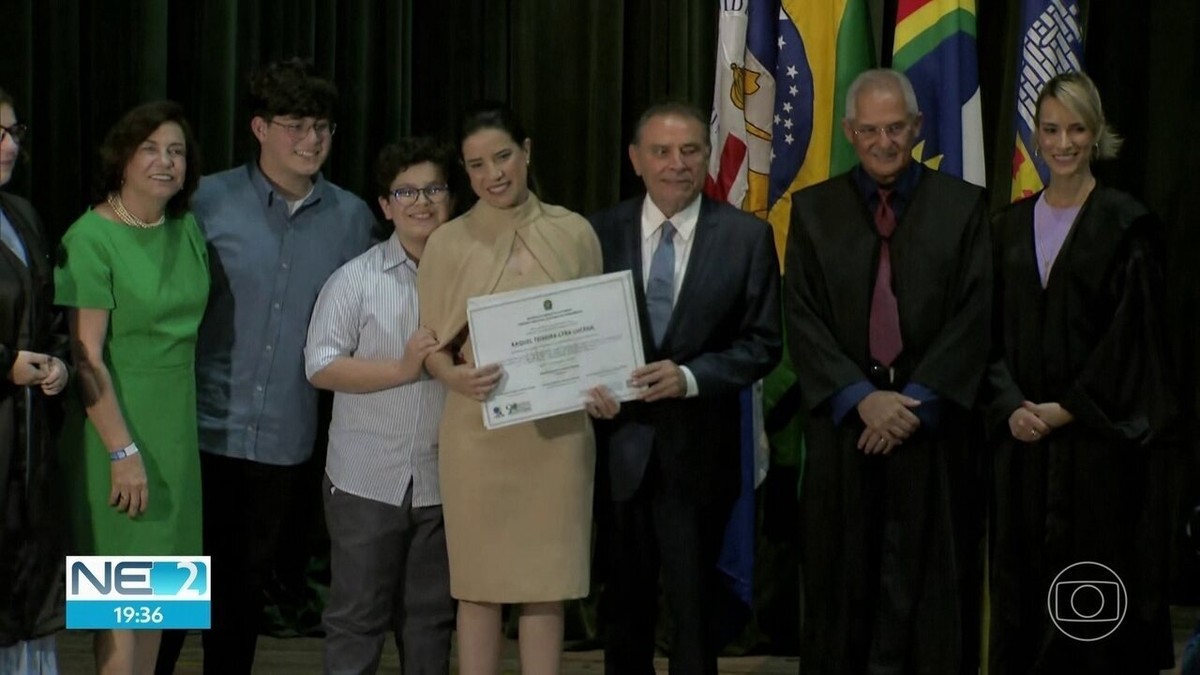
[467,271,646,429]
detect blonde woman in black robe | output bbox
[986,71,1174,675]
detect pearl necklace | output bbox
[107,193,165,229]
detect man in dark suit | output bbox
[588,102,782,675]
[785,69,990,674]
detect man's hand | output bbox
[631,360,686,402]
[855,391,921,455]
[446,362,503,401]
[398,328,440,383]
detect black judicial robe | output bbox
[986,186,1174,675]
[785,169,990,674]
[0,192,67,646]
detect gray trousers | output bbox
[322,474,455,675]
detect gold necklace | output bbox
[106,192,165,229]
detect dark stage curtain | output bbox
[1085,0,1200,602]
[0,0,409,241]
[409,0,716,215]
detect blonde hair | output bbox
[1034,72,1123,160]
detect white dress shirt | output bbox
[639,195,701,397]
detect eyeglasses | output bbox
[270,119,336,141]
[0,123,29,145]
[851,122,911,142]
[389,184,450,205]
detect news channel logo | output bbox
[1046,561,1127,641]
[66,556,211,630]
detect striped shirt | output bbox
[304,234,445,507]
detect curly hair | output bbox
[373,136,456,198]
[95,100,201,218]
[247,58,338,121]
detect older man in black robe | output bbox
[784,68,990,674]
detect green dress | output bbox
[55,209,209,555]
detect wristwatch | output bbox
[109,443,141,462]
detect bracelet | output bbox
[109,443,140,462]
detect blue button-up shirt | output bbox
[194,163,375,465]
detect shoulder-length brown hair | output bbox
[96,100,201,218]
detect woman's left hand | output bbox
[39,357,69,396]
[1022,400,1074,430]
[110,452,149,518]
[585,385,621,419]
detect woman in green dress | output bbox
[55,101,208,675]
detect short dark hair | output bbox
[96,101,201,218]
[246,58,338,122]
[374,136,456,198]
[632,102,711,147]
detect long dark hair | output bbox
[0,86,30,169]
[457,101,540,196]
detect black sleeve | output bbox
[1061,214,1174,442]
[907,190,993,411]
[784,192,871,412]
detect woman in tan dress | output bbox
[418,103,616,675]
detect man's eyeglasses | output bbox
[851,122,911,142]
[0,123,29,145]
[390,185,450,205]
[270,119,336,141]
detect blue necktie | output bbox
[645,221,676,346]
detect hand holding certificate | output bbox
[466,271,646,429]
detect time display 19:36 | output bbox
[113,605,165,624]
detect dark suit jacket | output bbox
[589,195,782,503]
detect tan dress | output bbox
[418,194,602,602]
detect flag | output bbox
[706,1,780,642]
[892,0,986,186]
[706,1,776,215]
[764,0,874,254]
[708,0,873,261]
[705,0,874,644]
[1009,0,1084,201]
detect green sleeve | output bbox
[54,216,116,309]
